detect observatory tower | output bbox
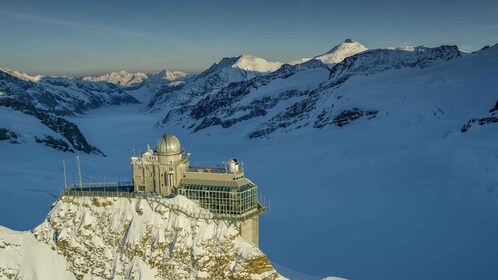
[130,134,265,246]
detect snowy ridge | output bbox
[83,69,188,91]
[83,71,149,89]
[287,58,312,65]
[0,69,139,116]
[147,55,283,111]
[0,67,44,82]
[0,195,287,279]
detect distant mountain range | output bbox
[1,39,497,155]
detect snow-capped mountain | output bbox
[147,39,367,114]
[0,68,139,116]
[158,44,464,138]
[0,196,285,279]
[313,39,368,65]
[147,55,283,111]
[83,69,188,91]
[83,70,149,89]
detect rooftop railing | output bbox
[186,167,243,175]
[59,189,266,222]
[66,181,133,189]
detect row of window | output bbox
[177,187,259,214]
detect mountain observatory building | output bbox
[130,134,265,246]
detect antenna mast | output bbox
[76,156,83,191]
[63,160,67,189]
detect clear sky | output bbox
[1,0,497,76]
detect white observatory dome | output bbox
[156,134,182,155]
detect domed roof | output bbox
[156,134,181,155]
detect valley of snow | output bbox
[1,40,498,279]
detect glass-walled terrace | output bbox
[176,183,258,215]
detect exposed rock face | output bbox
[461,101,498,132]
[314,108,378,128]
[35,135,74,153]
[30,196,284,280]
[0,128,20,144]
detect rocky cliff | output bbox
[0,195,284,280]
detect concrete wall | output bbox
[240,216,259,247]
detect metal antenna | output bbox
[76,155,83,191]
[63,160,67,189]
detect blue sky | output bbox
[1,0,497,75]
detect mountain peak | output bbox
[232,54,283,73]
[149,69,188,82]
[314,39,368,64]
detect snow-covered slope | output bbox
[159,59,330,131]
[0,98,105,155]
[158,44,463,138]
[0,226,76,280]
[249,45,462,138]
[0,195,285,279]
[313,39,368,65]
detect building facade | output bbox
[130,134,264,246]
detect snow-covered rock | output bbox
[0,195,285,279]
